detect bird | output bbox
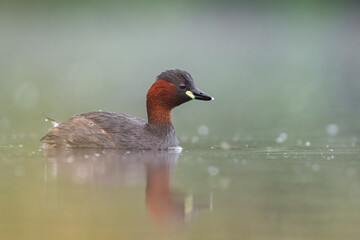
[41,69,213,149]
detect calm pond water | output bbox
[1,137,359,240]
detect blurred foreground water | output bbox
[0,136,359,240]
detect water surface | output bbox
[1,137,359,240]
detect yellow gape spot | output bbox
[186,91,195,99]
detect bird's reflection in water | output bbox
[43,148,212,226]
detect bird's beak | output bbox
[186,89,214,101]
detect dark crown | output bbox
[157,69,193,85]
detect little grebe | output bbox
[41,69,213,149]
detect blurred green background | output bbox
[1,0,360,146]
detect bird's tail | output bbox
[44,116,59,127]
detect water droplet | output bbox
[198,125,209,136]
[220,141,231,150]
[94,153,100,157]
[276,132,287,143]
[326,124,339,136]
[207,166,219,176]
[65,157,73,163]
[84,155,89,159]
[305,141,311,147]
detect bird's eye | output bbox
[179,85,186,89]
